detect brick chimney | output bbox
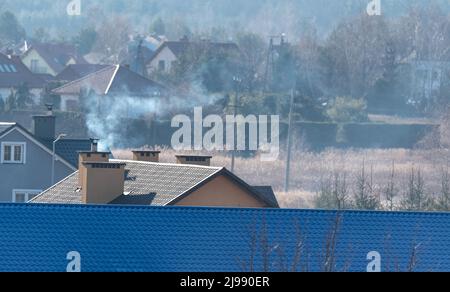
[33,104,55,142]
[78,139,115,202]
[132,150,160,163]
[176,155,212,166]
[80,162,126,204]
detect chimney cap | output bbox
[82,162,125,165]
[45,103,53,111]
[82,162,126,168]
[132,150,161,154]
[176,155,213,159]
[78,151,111,154]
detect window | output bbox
[158,60,166,71]
[12,190,41,203]
[30,59,39,73]
[1,142,26,164]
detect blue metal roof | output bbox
[0,204,449,272]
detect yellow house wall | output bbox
[174,175,267,208]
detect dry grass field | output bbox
[113,147,450,209]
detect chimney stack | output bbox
[81,162,126,204]
[132,150,160,163]
[78,139,111,193]
[176,155,212,167]
[77,139,126,204]
[32,104,55,143]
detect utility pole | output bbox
[284,88,295,193]
[231,76,242,173]
[52,133,67,185]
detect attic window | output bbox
[158,60,165,71]
[1,142,26,164]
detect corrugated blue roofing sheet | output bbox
[0,204,448,272]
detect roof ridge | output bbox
[111,159,223,170]
[6,203,450,216]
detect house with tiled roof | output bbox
[56,64,110,82]
[146,38,239,75]
[32,148,278,208]
[0,107,91,203]
[0,203,449,272]
[20,42,87,76]
[0,52,46,103]
[52,65,166,112]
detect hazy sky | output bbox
[1,0,449,38]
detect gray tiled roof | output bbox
[56,64,110,82]
[52,65,166,96]
[33,160,222,205]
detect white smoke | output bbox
[84,82,224,151]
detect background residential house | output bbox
[146,38,239,75]
[52,65,166,112]
[0,204,448,272]
[32,150,279,208]
[0,52,46,103]
[0,110,91,202]
[408,61,450,103]
[119,34,167,77]
[21,42,87,76]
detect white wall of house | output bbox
[21,49,57,76]
[146,47,177,75]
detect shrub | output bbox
[326,96,368,123]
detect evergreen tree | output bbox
[0,11,26,43]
